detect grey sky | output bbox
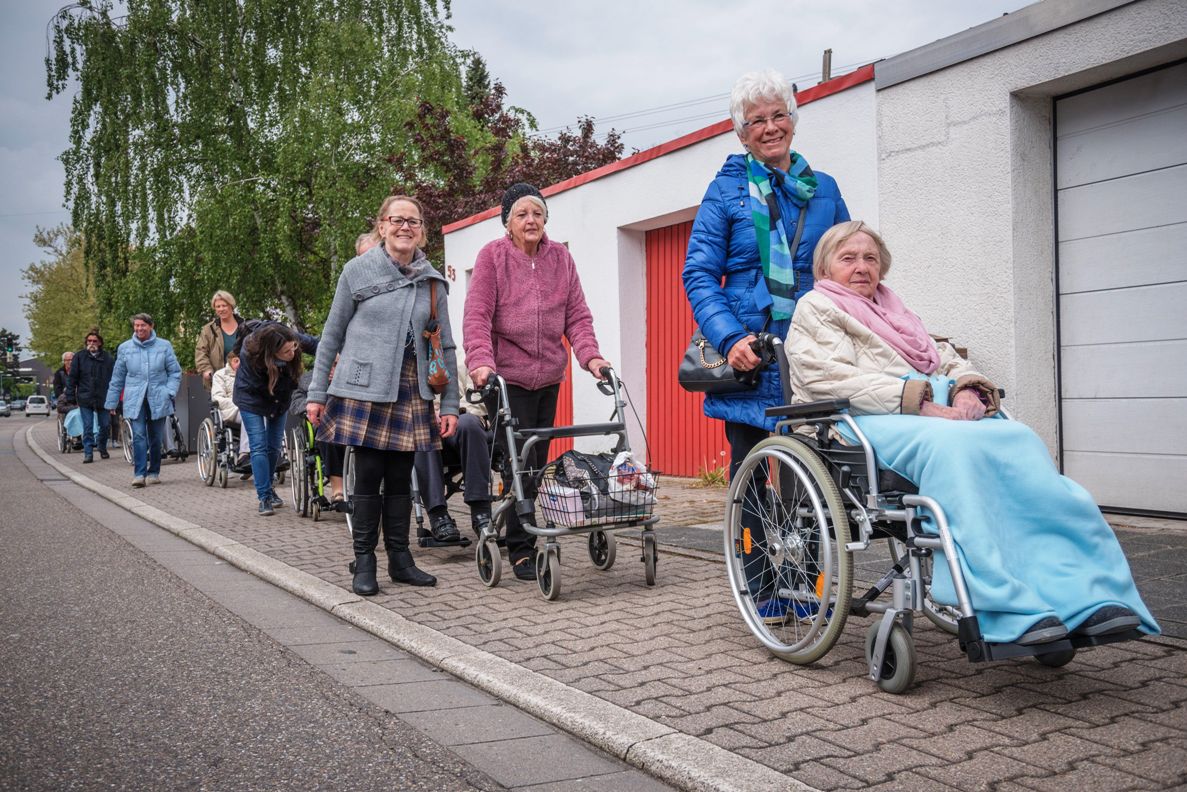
[0,0,1032,345]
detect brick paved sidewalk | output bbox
[37,423,1187,791]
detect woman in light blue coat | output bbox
[105,313,182,488]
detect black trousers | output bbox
[413,413,492,512]
[725,420,774,598]
[492,383,559,563]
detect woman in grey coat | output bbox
[306,195,459,596]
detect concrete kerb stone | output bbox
[24,425,812,792]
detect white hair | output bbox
[509,195,548,222]
[729,69,799,137]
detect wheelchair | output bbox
[197,408,251,488]
[727,334,1144,694]
[121,409,189,466]
[57,409,81,453]
[288,418,348,520]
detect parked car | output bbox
[0,400,10,417]
[24,395,50,417]
[10,398,25,411]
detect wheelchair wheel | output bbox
[196,419,217,486]
[864,621,916,694]
[312,501,321,522]
[725,435,852,665]
[342,447,355,537]
[289,428,309,517]
[476,537,501,587]
[889,539,960,635]
[537,546,561,601]
[642,531,657,586]
[588,530,616,570]
[57,418,68,453]
[171,417,188,461]
[217,464,229,488]
[121,418,134,464]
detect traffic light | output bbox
[2,334,12,354]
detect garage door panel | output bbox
[1059,221,1187,293]
[1059,282,1187,346]
[1056,61,1187,138]
[1057,164,1187,241]
[1061,340,1187,399]
[1057,103,1187,189]
[1062,398,1187,455]
[1063,451,1187,514]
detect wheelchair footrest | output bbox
[417,534,472,549]
[965,628,1145,663]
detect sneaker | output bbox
[1074,606,1140,637]
[99,450,110,460]
[430,513,461,542]
[146,475,161,486]
[258,500,275,516]
[1016,616,1068,646]
[512,556,537,581]
[131,477,146,488]
[83,454,93,464]
[268,493,284,509]
[756,598,789,626]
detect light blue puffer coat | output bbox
[104,332,183,420]
[682,153,849,431]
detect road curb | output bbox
[26,426,812,792]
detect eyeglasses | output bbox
[383,216,423,229]
[742,111,791,131]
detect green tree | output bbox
[46,0,463,352]
[21,225,120,367]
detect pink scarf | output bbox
[814,280,941,374]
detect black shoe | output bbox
[235,453,250,470]
[1075,606,1140,637]
[471,511,492,539]
[512,556,537,581]
[1016,616,1068,646]
[429,513,461,543]
[99,450,110,460]
[275,459,290,473]
[388,550,436,587]
[352,552,379,596]
[83,454,93,464]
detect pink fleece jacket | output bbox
[463,234,603,391]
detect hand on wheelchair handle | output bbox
[729,335,762,371]
[306,402,324,427]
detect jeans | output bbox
[131,410,167,479]
[79,405,109,455]
[240,410,286,502]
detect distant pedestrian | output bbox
[53,352,75,411]
[195,290,244,389]
[104,314,182,488]
[67,328,115,462]
[234,321,318,516]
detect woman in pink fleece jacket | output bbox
[464,183,610,581]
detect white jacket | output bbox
[788,290,997,416]
[210,365,240,424]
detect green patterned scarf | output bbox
[746,153,818,320]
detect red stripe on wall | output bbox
[645,222,728,478]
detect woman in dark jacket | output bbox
[682,68,849,624]
[67,328,115,461]
[234,321,318,515]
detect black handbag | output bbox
[678,204,807,395]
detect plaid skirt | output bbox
[317,353,440,452]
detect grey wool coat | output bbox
[307,245,459,415]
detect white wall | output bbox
[876,0,1187,454]
[444,80,878,453]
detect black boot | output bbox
[350,494,382,596]
[383,495,437,587]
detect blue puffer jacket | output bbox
[682,153,849,431]
[104,332,183,420]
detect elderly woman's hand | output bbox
[727,335,762,371]
[952,388,987,421]
[587,358,612,380]
[471,366,493,388]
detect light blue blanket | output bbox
[64,407,100,437]
[847,413,1159,643]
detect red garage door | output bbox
[553,340,574,455]
[645,221,728,477]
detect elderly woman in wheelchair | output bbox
[730,220,1158,693]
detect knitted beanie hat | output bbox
[501,183,546,226]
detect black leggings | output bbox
[352,446,414,499]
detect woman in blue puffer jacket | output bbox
[682,69,849,622]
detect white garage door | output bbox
[1056,61,1187,515]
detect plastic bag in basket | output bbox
[607,450,657,508]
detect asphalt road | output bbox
[0,420,503,792]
